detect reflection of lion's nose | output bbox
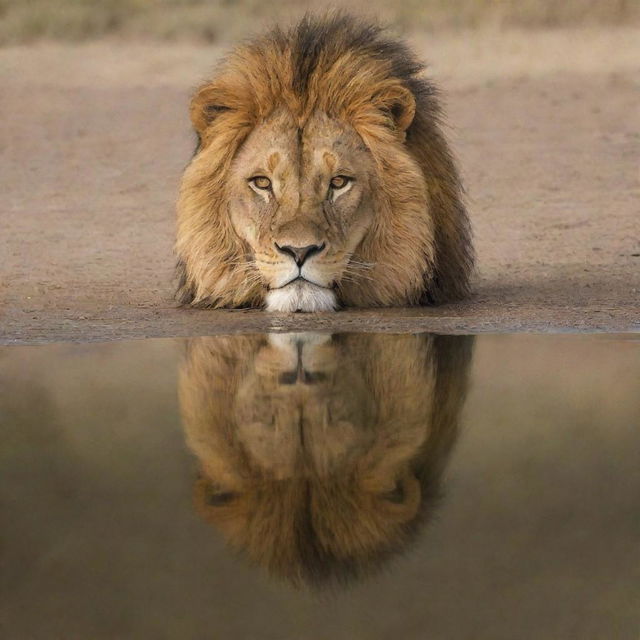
[274,242,325,267]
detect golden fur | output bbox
[179,333,473,586]
[176,13,473,311]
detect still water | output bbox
[1,333,639,639]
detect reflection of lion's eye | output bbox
[382,482,405,504]
[249,176,272,190]
[206,491,237,506]
[329,175,352,190]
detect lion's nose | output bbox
[274,242,325,267]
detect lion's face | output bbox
[179,333,473,586]
[226,110,376,312]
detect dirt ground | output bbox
[1,28,638,344]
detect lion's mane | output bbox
[176,13,473,308]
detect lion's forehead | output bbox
[237,110,369,185]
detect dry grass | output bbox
[1,0,639,45]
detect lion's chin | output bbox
[265,280,337,313]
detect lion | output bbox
[175,13,473,312]
[179,332,474,586]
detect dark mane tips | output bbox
[286,12,429,104]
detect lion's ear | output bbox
[190,84,231,133]
[377,85,416,133]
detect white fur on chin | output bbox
[265,280,337,312]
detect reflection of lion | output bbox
[176,13,473,312]
[179,333,473,586]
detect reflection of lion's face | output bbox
[180,333,472,586]
[233,333,388,480]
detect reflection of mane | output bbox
[180,333,473,587]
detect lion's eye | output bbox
[249,176,272,190]
[329,175,352,190]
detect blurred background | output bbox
[1,0,639,44]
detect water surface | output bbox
[1,333,639,639]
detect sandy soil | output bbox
[1,28,638,344]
